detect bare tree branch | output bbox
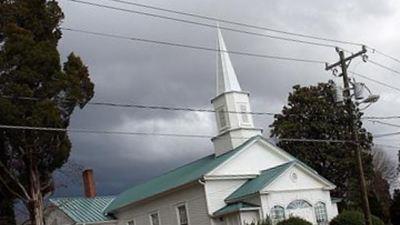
[0,160,30,200]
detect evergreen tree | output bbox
[390,189,400,225]
[0,1,94,224]
[270,82,374,205]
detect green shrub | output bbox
[329,211,384,225]
[276,217,312,225]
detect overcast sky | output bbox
[54,0,400,197]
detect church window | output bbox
[271,205,285,224]
[176,204,189,225]
[150,212,160,225]
[287,200,312,210]
[217,107,228,130]
[314,202,328,225]
[239,103,250,124]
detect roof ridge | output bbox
[50,195,115,201]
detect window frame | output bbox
[216,106,229,131]
[314,201,328,225]
[270,205,286,224]
[175,202,190,225]
[149,211,161,225]
[287,199,312,210]
[127,219,135,225]
[237,102,251,125]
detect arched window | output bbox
[314,202,328,225]
[287,200,312,210]
[270,205,285,224]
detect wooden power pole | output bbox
[326,46,372,225]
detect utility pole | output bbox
[326,46,372,225]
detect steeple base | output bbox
[211,128,262,156]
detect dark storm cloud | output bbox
[54,0,400,196]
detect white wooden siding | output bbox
[114,184,211,225]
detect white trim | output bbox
[126,218,136,225]
[203,174,258,180]
[206,137,259,175]
[149,210,161,225]
[261,163,335,191]
[216,105,230,132]
[174,202,190,225]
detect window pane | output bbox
[240,104,249,123]
[271,205,285,224]
[315,202,328,225]
[287,200,312,209]
[177,205,188,225]
[151,213,159,225]
[218,108,227,128]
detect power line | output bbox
[367,47,400,65]
[0,96,276,115]
[0,124,353,144]
[375,143,400,149]
[368,120,400,128]
[64,1,400,80]
[349,71,400,93]
[3,96,400,121]
[61,27,326,64]
[363,116,400,120]
[65,0,339,49]
[374,132,400,138]
[96,0,363,47]
[368,59,400,76]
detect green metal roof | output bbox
[50,196,115,224]
[226,161,295,202]
[105,135,260,214]
[213,202,260,217]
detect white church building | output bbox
[46,29,339,225]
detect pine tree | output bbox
[270,82,374,205]
[390,189,400,225]
[0,1,94,224]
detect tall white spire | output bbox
[211,28,262,156]
[217,28,241,96]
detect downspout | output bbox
[198,177,215,220]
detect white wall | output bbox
[45,208,117,225]
[240,211,260,225]
[266,165,326,192]
[204,179,248,215]
[209,142,290,176]
[45,208,74,225]
[114,184,211,225]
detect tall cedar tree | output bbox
[390,189,400,225]
[0,0,94,224]
[270,82,374,206]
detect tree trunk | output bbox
[0,193,16,225]
[27,161,45,225]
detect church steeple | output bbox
[211,28,262,156]
[216,28,241,95]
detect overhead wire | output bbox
[0,96,276,115]
[60,27,326,64]
[94,0,363,47]
[65,0,339,49]
[64,1,400,83]
[367,59,400,76]
[349,71,400,93]
[0,124,353,144]
[367,47,400,65]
